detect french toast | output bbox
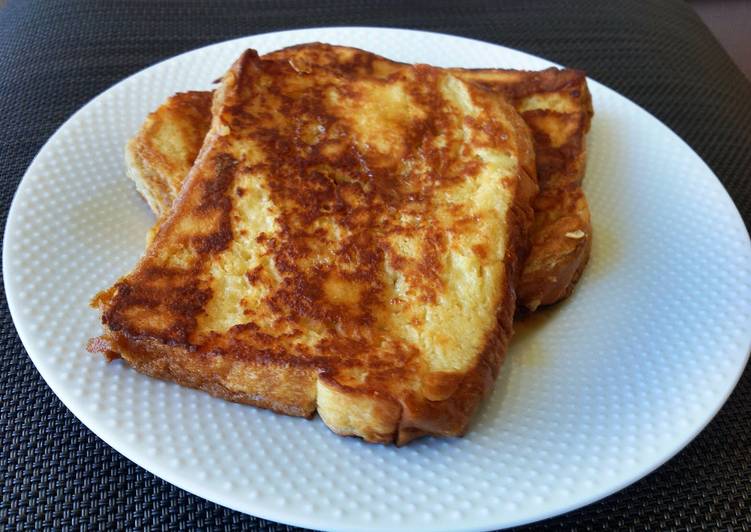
[125,44,593,311]
[125,90,213,217]
[89,48,537,444]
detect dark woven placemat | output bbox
[1,0,750,529]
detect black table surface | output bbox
[1,0,750,530]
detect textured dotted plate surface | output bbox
[4,28,751,531]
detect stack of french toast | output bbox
[88,43,593,445]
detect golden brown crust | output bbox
[126,91,213,216]
[517,186,592,310]
[396,159,534,445]
[395,98,537,444]
[93,45,538,444]
[453,68,593,311]
[126,47,592,313]
[90,333,318,417]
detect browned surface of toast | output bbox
[125,91,213,217]
[126,45,593,312]
[91,46,537,444]
[453,68,593,310]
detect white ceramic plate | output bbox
[4,27,751,531]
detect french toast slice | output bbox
[125,44,592,311]
[125,90,213,217]
[90,49,537,444]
